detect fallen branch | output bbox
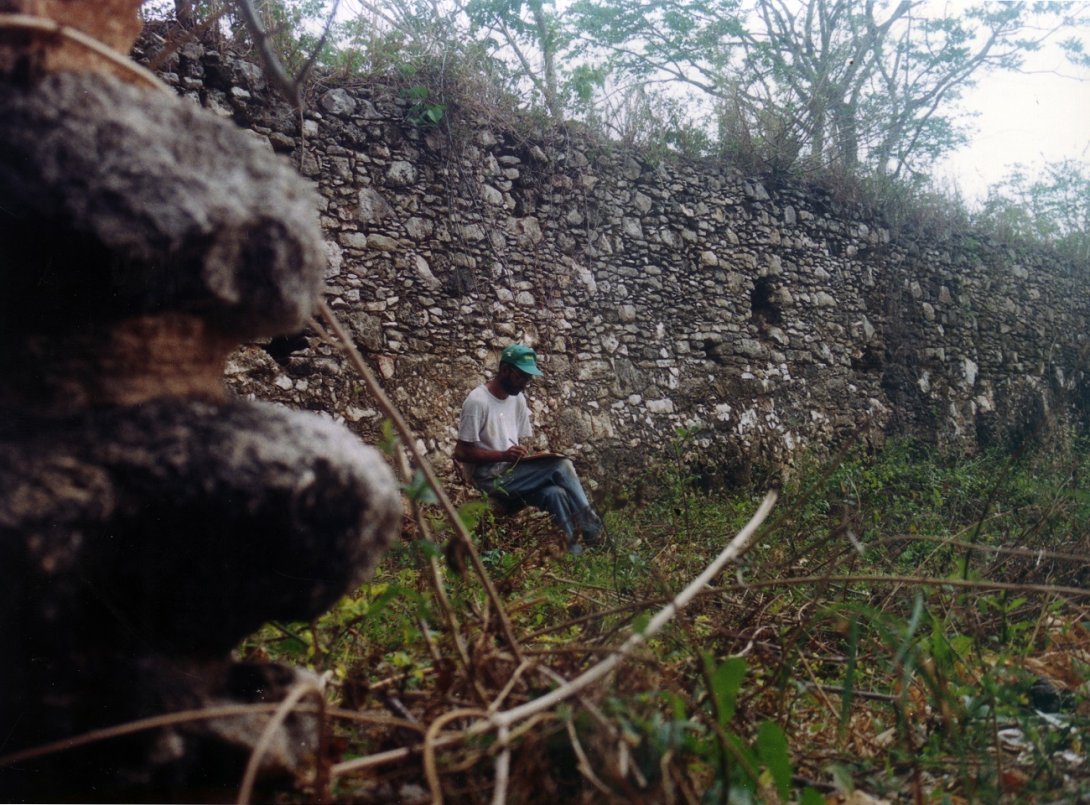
[530,571,1090,643]
[236,675,326,805]
[423,708,488,804]
[331,492,778,787]
[708,574,1090,599]
[0,701,418,770]
[874,533,1090,565]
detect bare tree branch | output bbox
[233,0,301,106]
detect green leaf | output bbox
[378,418,399,455]
[415,539,442,559]
[403,469,438,504]
[458,499,490,532]
[725,731,760,791]
[366,584,402,617]
[278,634,309,659]
[660,690,687,721]
[839,614,859,739]
[705,654,746,727]
[827,762,855,795]
[755,721,792,801]
[892,592,925,667]
[423,104,446,124]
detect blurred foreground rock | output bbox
[0,8,400,800]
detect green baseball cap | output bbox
[500,343,543,376]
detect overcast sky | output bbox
[326,1,1088,204]
[932,40,1090,205]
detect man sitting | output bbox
[454,344,603,555]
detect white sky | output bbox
[326,1,1089,205]
[932,43,1090,205]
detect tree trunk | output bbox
[832,100,858,169]
[530,0,562,121]
[175,0,195,26]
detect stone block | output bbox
[0,400,400,799]
[319,87,356,116]
[0,73,324,337]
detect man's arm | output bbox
[454,439,528,464]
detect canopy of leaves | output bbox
[978,159,1090,261]
[142,0,1090,256]
[568,0,1087,179]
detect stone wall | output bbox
[139,30,1090,495]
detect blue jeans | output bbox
[480,457,602,547]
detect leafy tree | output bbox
[568,0,1089,178]
[148,0,1088,193]
[464,0,568,118]
[240,0,341,73]
[334,0,471,70]
[978,159,1090,261]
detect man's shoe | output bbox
[580,508,604,545]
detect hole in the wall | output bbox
[851,345,884,374]
[750,277,782,328]
[444,265,478,297]
[264,332,309,365]
[703,337,729,364]
[513,191,537,217]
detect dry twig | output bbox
[236,674,327,805]
[330,491,778,791]
[0,13,170,91]
[313,302,525,661]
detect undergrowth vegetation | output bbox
[242,433,1090,803]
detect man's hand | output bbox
[455,439,529,464]
[502,444,529,461]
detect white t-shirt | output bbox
[457,384,533,481]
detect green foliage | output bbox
[241,436,1090,801]
[794,590,1090,800]
[402,468,438,504]
[455,498,490,533]
[755,720,792,801]
[464,0,568,117]
[401,85,446,126]
[376,418,398,455]
[146,1,1087,258]
[605,671,808,802]
[704,652,746,727]
[778,439,1024,559]
[977,159,1090,261]
[566,63,607,106]
[567,0,1083,180]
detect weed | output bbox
[401,85,446,127]
[235,435,1090,802]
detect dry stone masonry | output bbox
[144,28,1089,495]
[0,6,400,800]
